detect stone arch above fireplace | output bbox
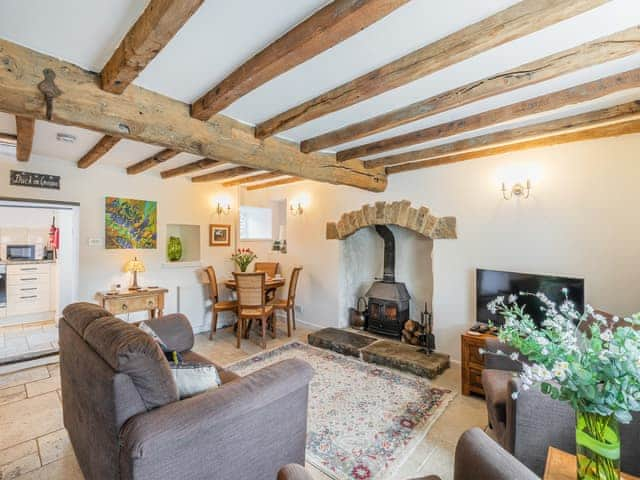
[326,200,457,240]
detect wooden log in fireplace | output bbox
[401,320,424,346]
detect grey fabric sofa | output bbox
[60,302,314,480]
[277,428,539,480]
[482,337,640,477]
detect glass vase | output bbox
[576,411,620,480]
[167,236,182,262]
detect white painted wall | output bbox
[0,152,238,333]
[241,134,640,360]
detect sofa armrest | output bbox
[146,313,194,352]
[508,379,574,477]
[119,358,314,480]
[454,428,538,480]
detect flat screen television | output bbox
[476,269,585,327]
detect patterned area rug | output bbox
[228,341,454,480]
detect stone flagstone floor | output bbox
[0,321,59,365]
[0,324,487,479]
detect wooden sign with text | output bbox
[10,170,60,190]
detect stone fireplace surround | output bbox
[329,201,457,330]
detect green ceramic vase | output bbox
[576,411,620,480]
[167,236,183,262]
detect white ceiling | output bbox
[1,0,639,179]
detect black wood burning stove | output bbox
[365,225,410,338]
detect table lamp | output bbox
[124,256,145,290]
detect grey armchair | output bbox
[277,428,538,480]
[482,337,640,477]
[60,302,313,480]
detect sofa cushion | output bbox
[83,315,178,410]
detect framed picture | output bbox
[105,197,157,249]
[209,224,231,246]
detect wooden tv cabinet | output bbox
[461,331,495,396]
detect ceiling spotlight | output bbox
[56,133,77,143]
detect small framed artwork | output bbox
[209,224,231,246]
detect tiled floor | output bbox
[0,323,487,479]
[0,321,58,365]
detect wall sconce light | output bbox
[216,202,231,216]
[502,179,531,200]
[289,202,303,216]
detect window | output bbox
[239,206,272,240]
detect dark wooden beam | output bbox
[222,171,284,187]
[338,68,640,162]
[383,104,640,174]
[160,158,224,178]
[101,0,204,93]
[300,26,640,152]
[127,148,179,174]
[0,39,386,191]
[386,120,640,174]
[255,0,607,140]
[192,166,257,183]
[191,0,408,121]
[371,101,640,168]
[246,177,303,190]
[77,135,121,168]
[0,133,17,145]
[15,116,34,161]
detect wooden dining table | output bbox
[223,276,286,292]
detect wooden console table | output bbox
[96,288,168,320]
[544,447,639,480]
[461,331,494,396]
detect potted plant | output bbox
[488,291,640,480]
[231,248,257,272]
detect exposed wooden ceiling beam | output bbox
[192,166,257,183]
[77,135,121,168]
[386,120,640,175]
[15,116,34,161]
[101,0,204,93]
[0,133,17,145]
[255,0,606,140]
[300,26,640,153]
[0,39,386,191]
[160,158,224,178]
[380,101,640,173]
[338,68,640,162]
[127,149,179,174]
[191,0,408,121]
[222,171,284,187]
[246,177,303,191]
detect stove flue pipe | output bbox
[374,225,395,283]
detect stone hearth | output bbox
[308,328,449,379]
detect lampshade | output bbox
[124,257,145,273]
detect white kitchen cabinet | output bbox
[6,263,53,316]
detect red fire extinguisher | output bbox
[49,216,60,258]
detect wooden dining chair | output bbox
[254,262,279,277]
[271,266,302,337]
[233,272,274,349]
[205,266,237,340]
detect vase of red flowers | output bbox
[231,248,257,272]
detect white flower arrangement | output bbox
[490,291,640,424]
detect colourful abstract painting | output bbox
[105,197,157,249]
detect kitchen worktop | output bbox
[0,259,57,265]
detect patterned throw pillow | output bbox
[169,362,221,399]
[139,321,220,398]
